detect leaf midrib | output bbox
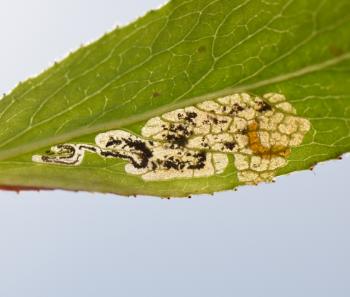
[0,51,349,162]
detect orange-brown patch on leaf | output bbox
[247,122,291,159]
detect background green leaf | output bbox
[0,0,349,197]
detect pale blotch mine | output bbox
[32,93,311,184]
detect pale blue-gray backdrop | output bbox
[0,1,349,296]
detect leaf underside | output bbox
[0,0,349,197]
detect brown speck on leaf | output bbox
[198,45,206,53]
[329,45,344,57]
[153,92,161,98]
[224,142,236,151]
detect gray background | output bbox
[0,1,349,296]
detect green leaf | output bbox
[0,0,349,197]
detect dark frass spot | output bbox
[166,134,188,148]
[211,117,219,125]
[256,101,272,112]
[224,142,236,151]
[106,137,122,147]
[229,104,245,115]
[165,123,193,148]
[188,151,207,170]
[101,137,154,169]
[151,161,157,171]
[162,155,186,171]
[240,128,248,135]
[79,145,97,153]
[184,112,198,123]
[123,137,153,159]
[161,151,207,172]
[163,159,181,170]
[57,144,76,157]
[177,113,184,120]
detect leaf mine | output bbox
[32,93,311,185]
